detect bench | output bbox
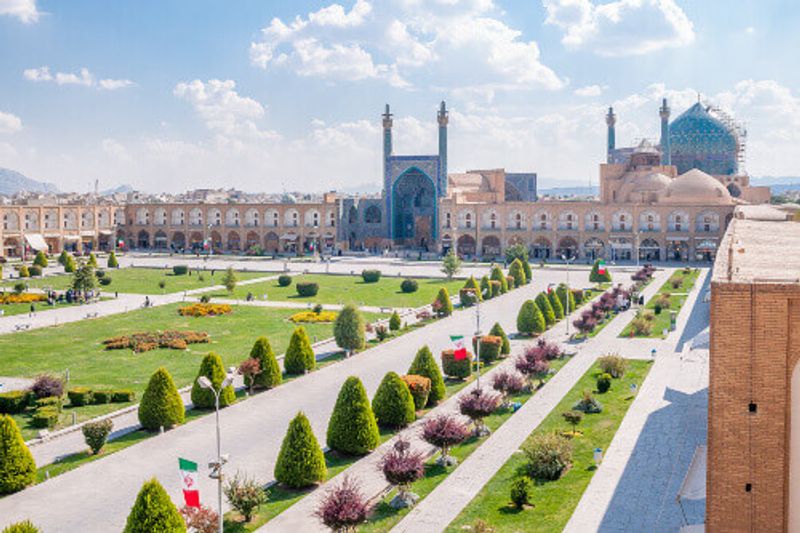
[14,323,31,331]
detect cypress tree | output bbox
[557,284,576,315]
[190,352,235,409]
[2,520,39,532]
[250,337,282,389]
[333,304,365,354]
[408,345,446,406]
[508,258,527,287]
[388,311,402,331]
[58,250,68,266]
[479,275,491,299]
[284,326,316,374]
[372,372,416,428]
[123,478,185,533]
[548,290,564,320]
[433,287,453,317]
[490,265,508,293]
[33,251,48,268]
[535,292,556,326]
[326,376,380,455]
[489,322,511,355]
[107,251,119,268]
[274,412,327,488]
[0,415,36,495]
[589,259,612,283]
[87,252,98,268]
[138,367,185,430]
[517,300,545,336]
[462,276,483,301]
[522,259,533,285]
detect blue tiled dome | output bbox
[669,103,738,176]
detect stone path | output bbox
[388,268,675,533]
[0,269,595,531]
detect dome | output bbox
[669,102,739,176]
[662,168,732,204]
[631,172,671,192]
[618,171,671,203]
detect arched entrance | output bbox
[210,231,222,252]
[264,232,279,253]
[557,237,579,260]
[154,230,168,250]
[457,234,476,257]
[245,231,260,251]
[137,230,150,249]
[227,231,241,252]
[392,168,436,249]
[189,232,203,252]
[667,240,689,261]
[171,232,186,251]
[584,238,605,261]
[481,235,501,259]
[530,237,551,260]
[639,238,661,261]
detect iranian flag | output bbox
[450,335,467,360]
[179,458,200,508]
[597,260,607,275]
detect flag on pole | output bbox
[597,260,606,275]
[179,457,200,508]
[450,335,467,360]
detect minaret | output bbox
[659,98,671,166]
[605,106,616,163]
[383,104,393,239]
[437,100,448,194]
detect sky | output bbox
[1,0,799,194]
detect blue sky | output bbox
[1,0,798,193]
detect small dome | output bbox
[631,172,671,192]
[618,171,671,203]
[633,139,659,155]
[663,169,732,204]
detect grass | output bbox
[3,267,265,295]
[202,273,467,309]
[445,359,653,533]
[0,299,88,317]
[1,303,383,439]
[619,269,700,338]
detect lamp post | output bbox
[197,374,233,533]
[474,294,482,389]
[561,253,572,336]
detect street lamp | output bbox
[197,373,234,533]
[561,253,572,336]
[474,293,482,389]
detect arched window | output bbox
[364,205,382,224]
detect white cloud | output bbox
[543,0,695,56]
[292,38,382,80]
[0,111,22,133]
[385,20,435,67]
[23,66,134,90]
[308,0,372,27]
[23,66,52,82]
[574,84,605,97]
[101,138,131,161]
[55,68,94,86]
[99,78,135,90]
[0,0,39,23]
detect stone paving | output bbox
[0,266,596,531]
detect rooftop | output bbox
[712,205,800,284]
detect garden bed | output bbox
[619,269,699,338]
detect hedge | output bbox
[138,367,185,431]
[473,335,502,363]
[92,390,114,404]
[408,345,446,406]
[296,282,319,297]
[67,387,94,407]
[462,276,483,301]
[326,376,380,455]
[361,270,381,283]
[372,371,416,428]
[31,407,58,429]
[459,288,479,308]
[400,279,418,293]
[441,349,472,380]
[274,412,327,488]
[0,391,30,414]
[123,478,185,533]
[284,327,316,374]
[190,352,235,409]
[250,337,282,389]
[402,374,432,410]
[0,415,36,495]
[277,274,292,287]
[489,280,502,298]
[28,266,42,277]
[172,265,189,276]
[111,390,136,403]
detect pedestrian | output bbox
[115,291,118,299]
[29,303,35,317]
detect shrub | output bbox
[458,388,501,433]
[401,374,431,410]
[589,259,612,283]
[99,276,112,286]
[34,396,61,411]
[221,267,237,293]
[656,293,672,309]
[380,438,425,501]
[408,345,446,406]
[0,391,30,414]
[284,327,316,374]
[459,287,479,308]
[375,324,389,341]
[92,390,113,404]
[488,322,510,355]
[670,276,684,289]
[596,373,612,393]
[480,275,491,299]
[490,265,508,293]
[361,269,381,283]
[572,289,585,306]
[517,300,545,336]
[510,476,532,509]
[18,265,30,278]
[82,418,113,454]
[326,376,380,455]
[432,287,453,317]
[556,284,576,315]
[33,251,48,268]
[223,472,267,522]
[474,335,502,363]
[630,316,653,336]
[492,370,526,400]
[63,255,76,273]
[515,349,550,388]
[598,354,628,378]
[573,390,603,413]
[334,304,365,354]
[562,410,584,434]
[421,414,470,463]
[289,310,337,323]
[523,432,573,481]
[138,367,185,431]
[2,520,39,533]
[31,407,59,429]
[31,374,64,399]
[277,274,292,287]
[57,250,68,266]
[489,280,501,298]
[462,276,483,302]
[573,312,597,336]
[0,415,36,494]
[274,412,327,488]
[389,311,402,331]
[441,248,462,280]
[87,253,98,268]
[180,505,218,533]
[191,352,235,409]
[178,303,232,317]
[172,265,189,275]
[111,390,136,403]
[535,292,556,327]
[12,282,26,295]
[314,475,368,533]
[124,478,185,533]
[27,265,42,277]
[238,358,261,394]
[441,349,472,380]
[248,338,279,390]
[67,387,94,407]
[508,258,526,287]
[107,251,119,268]
[400,278,418,293]
[372,372,416,428]
[296,282,319,297]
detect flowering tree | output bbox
[379,438,425,509]
[491,370,526,404]
[459,388,501,436]
[237,358,261,395]
[314,475,368,533]
[515,349,551,389]
[421,414,470,467]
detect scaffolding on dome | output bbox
[707,104,747,172]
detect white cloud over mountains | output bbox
[23,66,134,90]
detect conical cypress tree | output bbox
[522,259,533,285]
[589,259,612,283]
[535,292,556,326]
[107,251,119,268]
[190,352,235,409]
[0,415,36,495]
[479,275,491,299]
[517,300,545,336]
[372,371,416,428]
[548,290,564,320]
[508,258,527,287]
[2,520,39,532]
[326,376,380,455]
[462,276,483,301]
[434,287,453,317]
[284,326,316,374]
[408,345,446,406]
[556,284,576,315]
[33,251,48,268]
[87,252,98,268]
[58,250,68,266]
[489,322,511,355]
[333,304,365,353]
[123,478,185,533]
[138,367,185,430]
[388,311,402,331]
[490,265,508,293]
[274,412,327,488]
[250,336,282,389]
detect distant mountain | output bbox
[100,184,133,195]
[750,176,800,186]
[0,168,59,195]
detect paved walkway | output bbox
[0,269,595,531]
[388,268,676,533]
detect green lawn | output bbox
[0,299,86,317]
[202,274,467,309]
[620,269,700,338]
[446,360,652,532]
[1,303,383,439]
[3,267,265,295]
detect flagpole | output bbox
[475,295,481,389]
